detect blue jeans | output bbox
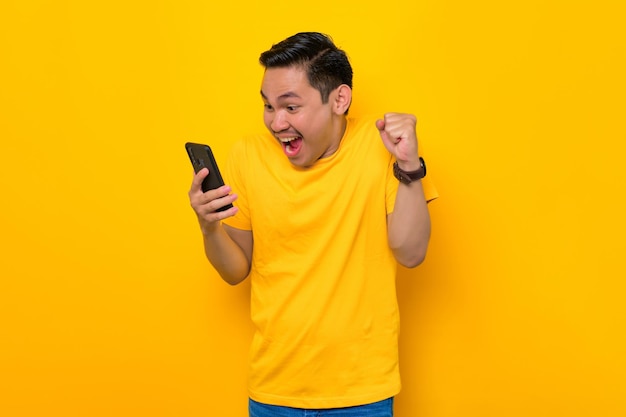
[249,397,393,417]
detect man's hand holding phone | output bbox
[188,167,238,233]
[185,142,238,234]
[185,143,251,284]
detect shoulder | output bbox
[346,115,379,135]
[344,115,392,160]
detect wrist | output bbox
[395,153,422,171]
[393,157,426,184]
[199,218,220,236]
[396,160,421,171]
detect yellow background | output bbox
[1,1,625,416]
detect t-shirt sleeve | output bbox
[421,171,438,202]
[222,138,252,231]
[386,156,399,215]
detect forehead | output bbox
[260,66,318,101]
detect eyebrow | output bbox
[260,90,302,101]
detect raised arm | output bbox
[377,113,432,268]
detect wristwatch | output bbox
[393,157,426,184]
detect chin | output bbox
[289,156,314,168]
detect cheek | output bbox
[292,113,311,136]
[302,114,326,139]
[263,113,272,129]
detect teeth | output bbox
[280,137,298,143]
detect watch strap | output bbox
[393,157,426,184]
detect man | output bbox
[189,32,438,416]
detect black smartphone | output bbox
[185,142,234,212]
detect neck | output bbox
[322,115,348,159]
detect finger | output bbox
[196,185,232,208]
[208,185,233,202]
[214,192,238,211]
[204,205,239,223]
[382,124,402,144]
[199,193,237,217]
[377,118,395,144]
[189,167,209,192]
[375,118,386,132]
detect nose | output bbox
[270,110,289,133]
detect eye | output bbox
[264,103,273,111]
[286,105,299,112]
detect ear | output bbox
[332,84,352,115]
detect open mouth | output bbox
[279,136,303,157]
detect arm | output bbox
[387,177,431,268]
[377,113,432,268]
[188,168,253,285]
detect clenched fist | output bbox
[376,113,421,171]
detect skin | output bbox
[188,65,431,284]
[378,112,432,267]
[260,66,350,168]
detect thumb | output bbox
[375,118,385,133]
[376,118,391,143]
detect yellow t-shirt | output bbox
[222,116,438,409]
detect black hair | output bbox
[259,32,353,105]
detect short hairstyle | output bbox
[259,32,353,105]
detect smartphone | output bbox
[185,142,234,212]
